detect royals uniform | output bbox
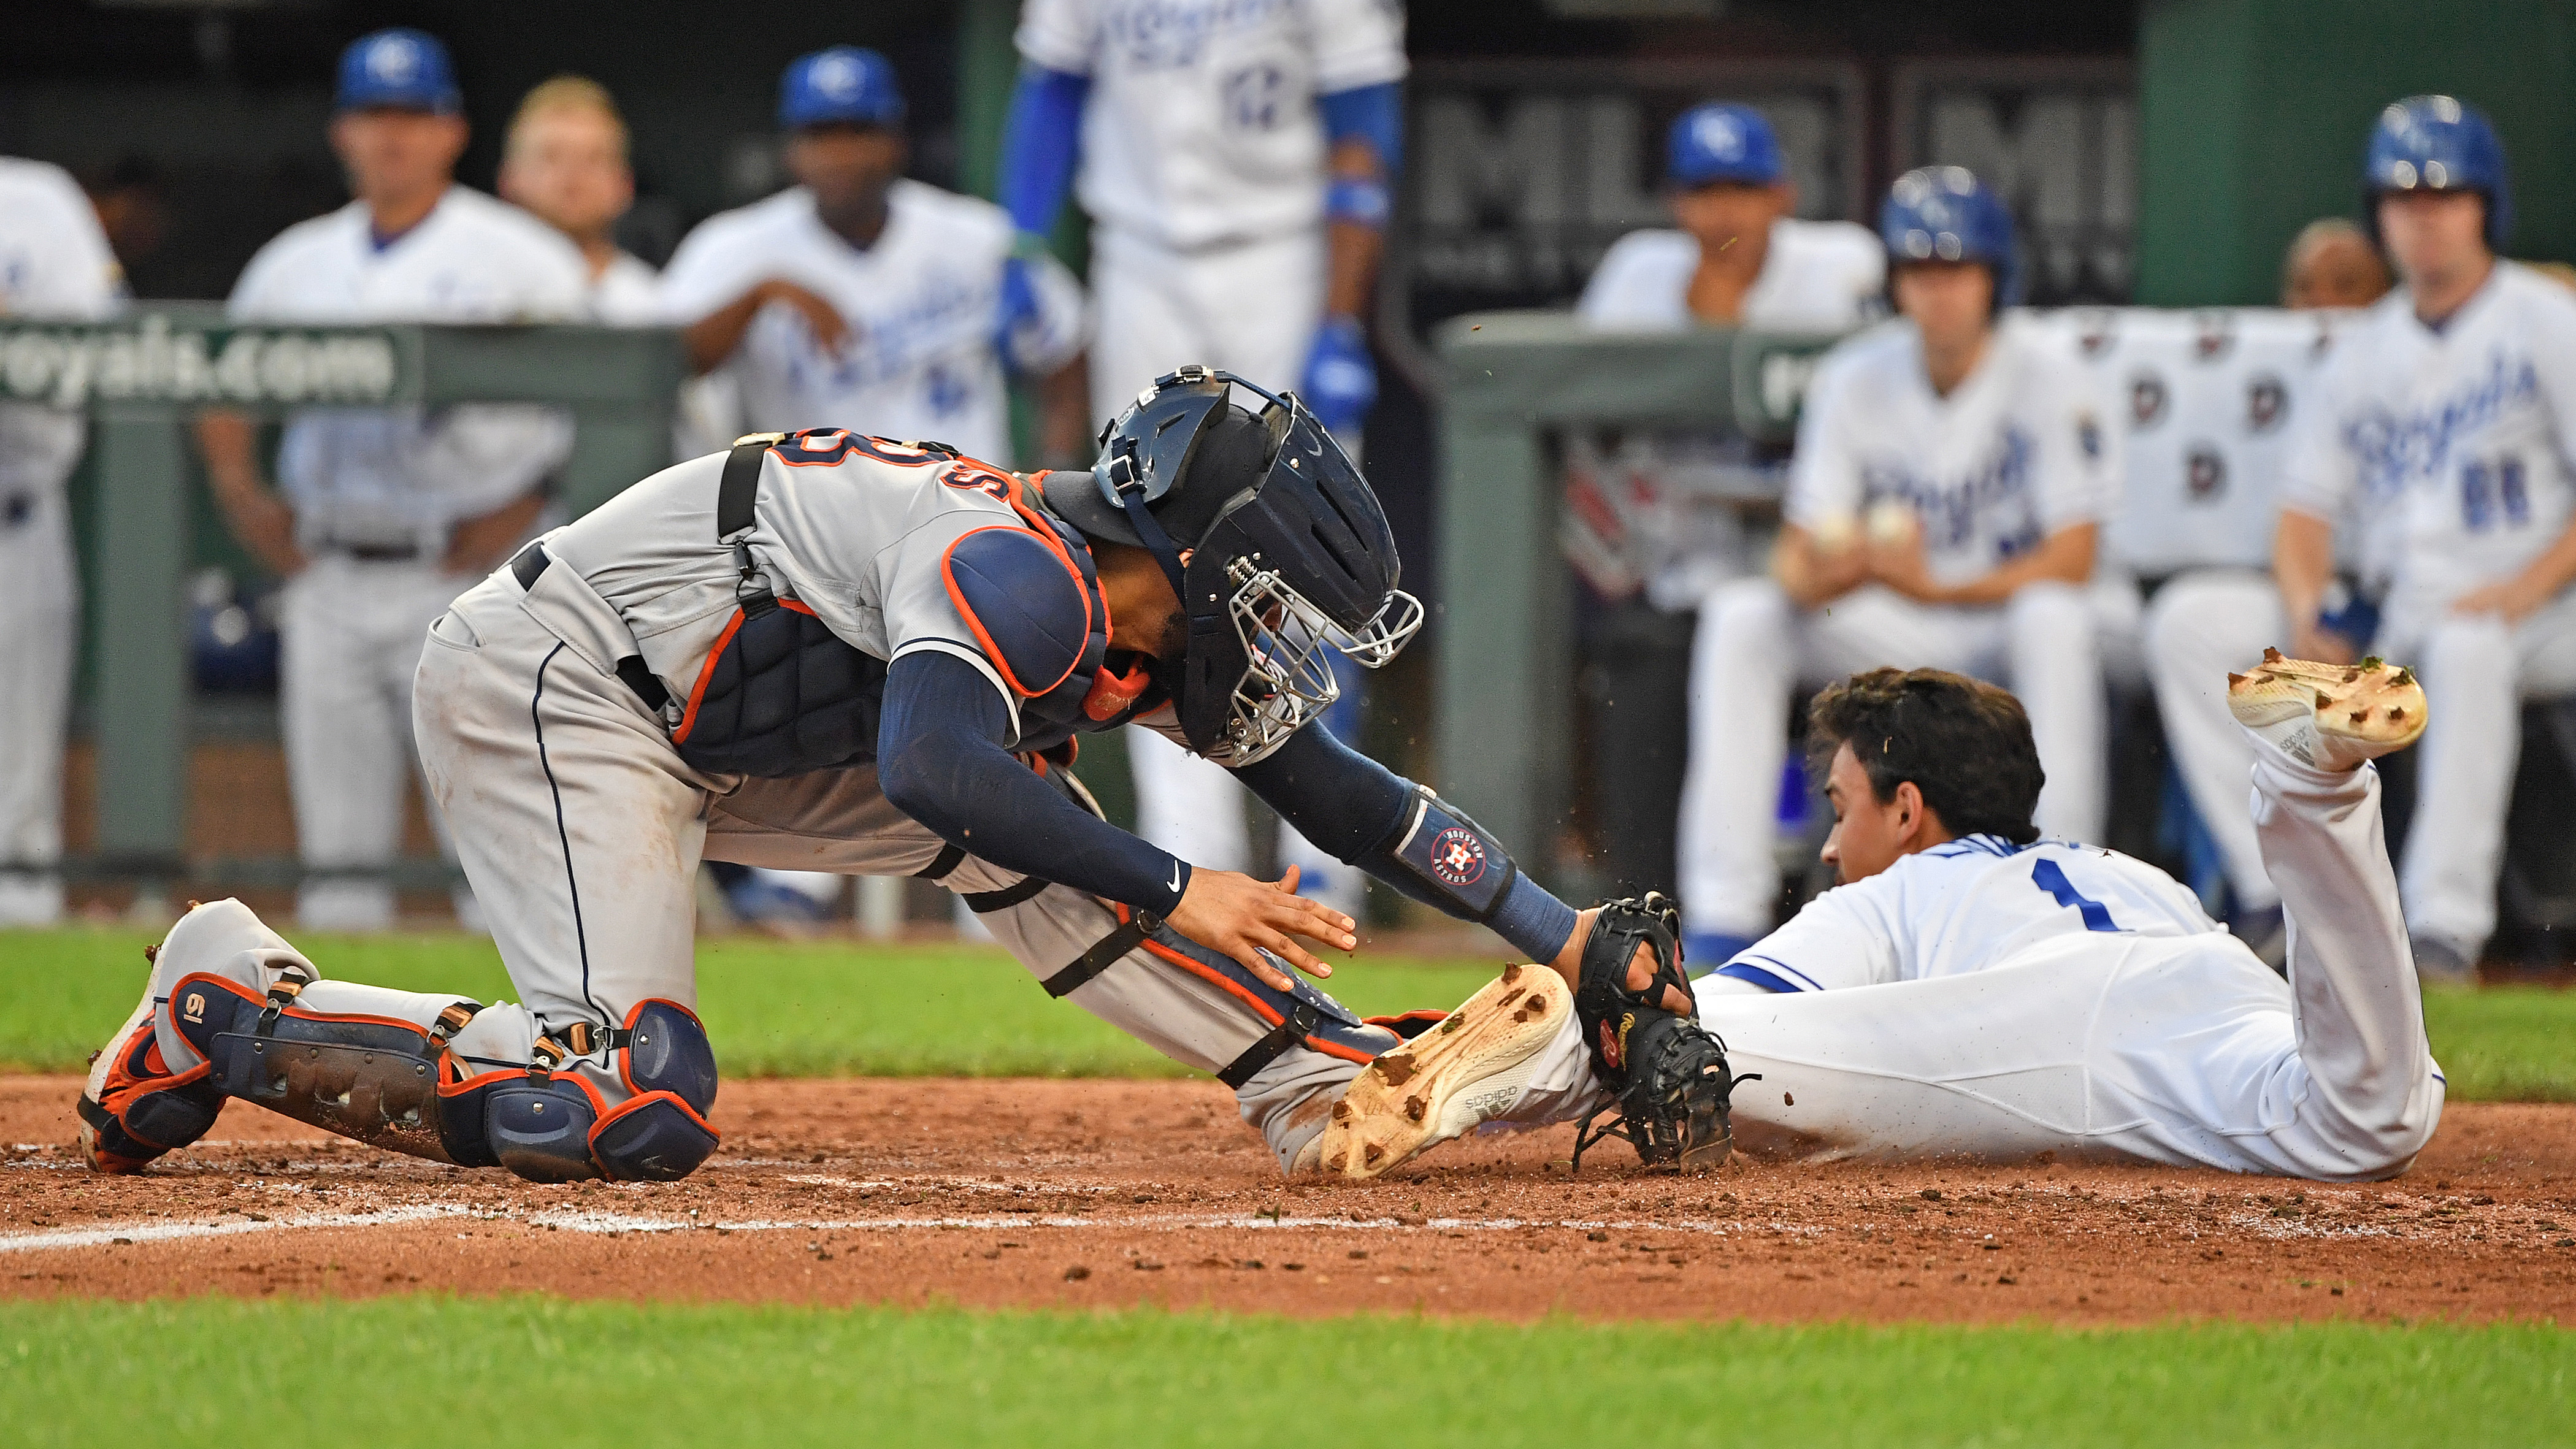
[1014,0,1406,893]
[0,158,121,925]
[228,186,588,929]
[1679,316,2118,944]
[658,180,1086,467]
[588,250,664,326]
[2279,265,2576,958]
[1493,740,2444,1179]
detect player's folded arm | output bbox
[1233,724,1579,963]
[876,651,1189,916]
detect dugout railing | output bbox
[4,306,686,893]
[1432,310,1839,871]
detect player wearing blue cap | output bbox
[659,47,1091,474]
[994,0,1409,920]
[2149,96,2576,982]
[1676,166,2117,965]
[197,27,590,931]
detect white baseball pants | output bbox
[2144,569,2287,912]
[1089,224,1365,915]
[1677,578,2107,939]
[278,554,476,930]
[1503,740,2444,1180]
[0,484,76,925]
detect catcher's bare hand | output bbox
[1166,864,1357,991]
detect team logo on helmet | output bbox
[366,34,421,82]
[812,52,862,96]
[1428,827,1487,887]
[2130,373,2169,428]
[1693,110,1746,161]
[2247,375,2288,432]
[2187,445,2227,501]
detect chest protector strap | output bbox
[667,433,887,779]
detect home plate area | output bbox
[6,1076,2573,1323]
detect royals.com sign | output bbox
[0,313,401,409]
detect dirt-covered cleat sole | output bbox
[1314,963,1568,1180]
[2227,649,2427,771]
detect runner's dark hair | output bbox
[1806,667,2044,843]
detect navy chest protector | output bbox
[664,434,1145,778]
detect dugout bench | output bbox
[1,305,685,893]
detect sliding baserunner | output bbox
[79,367,1714,1184]
[1319,657,2445,1183]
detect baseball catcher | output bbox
[1319,656,2445,1183]
[80,367,1725,1184]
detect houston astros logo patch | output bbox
[1429,827,1487,887]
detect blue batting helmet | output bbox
[780,47,906,131]
[335,29,461,114]
[1666,104,1784,188]
[1880,166,2021,307]
[2364,94,2512,250]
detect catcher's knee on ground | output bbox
[89,899,721,1183]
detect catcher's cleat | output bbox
[76,936,221,1174]
[2227,649,2426,772]
[1313,963,1569,1180]
[1568,894,1754,1172]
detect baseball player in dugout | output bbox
[81,369,1720,1188]
[2149,96,2576,983]
[0,156,122,926]
[496,75,662,325]
[196,29,589,932]
[1676,166,2117,968]
[661,47,1091,472]
[996,0,1407,922]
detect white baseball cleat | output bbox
[2228,649,2428,771]
[1312,962,1568,1180]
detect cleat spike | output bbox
[1403,1095,1427,1123]
[1363,1142,1385,1165]
[1501,962,1522,985]
[1332,1100,1352,1123]
[2262,646,2284,662]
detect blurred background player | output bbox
[1569,102,1882,897]
[1676,166,2116,965]
[197,28,588,930]
[661,47,1088,470]
[0,156,121,925]
[497,75,659,325]
[659,46,1089,926]
[2151,96,2576,982]
[996,0,1408,919]
[2282,217,2394,310]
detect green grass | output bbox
[0,928,1503,1079]
[0,1298,2566,1447]
[6,927,2572,1096]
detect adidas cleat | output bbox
[1314,962,1568,1180]
[2228,649,2427,771]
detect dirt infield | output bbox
[5,1075,2574,1324]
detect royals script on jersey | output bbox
[660,181,1084,467]
[1016,0,1408,251]
[1788,316,2117,589]
[2280,261,2576,624]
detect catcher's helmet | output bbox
[1880,166,2021,308]
[2364,94,2511,250]
[1041,367,1420,766]
[1666,103,1784,188]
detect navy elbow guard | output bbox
[1379,787,1516,922]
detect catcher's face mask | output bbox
[1090,367,1420,767]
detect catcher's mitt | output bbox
[1568,893,1755,1172]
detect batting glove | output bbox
[1300,314,1377,438]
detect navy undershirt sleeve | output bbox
[1234,725,1580,963]
[877,652,1187,916]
